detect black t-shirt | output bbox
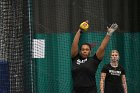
[101,64,125,93]
[72,53,101,87]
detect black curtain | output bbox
[104,0,139,32]
[32,0,139,33]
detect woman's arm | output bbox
[71,28,81,58]
[96,23,118,60]
[100,73,106,93]
[122,75,128,93]
[71,20,89,58]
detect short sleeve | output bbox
[120,65,126,75]
[93,53,102,64]
[101,64,108,73]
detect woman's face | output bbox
[111,51,119,62]
[80,45,91,58]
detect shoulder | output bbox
[103,64,110,68]
[88,53,102,65]
[92,53,102,62]
[118,64,125,71]
[72,53,79,59]
[118,64,124,69]
[118,64,126,74]
[101,64,110,73]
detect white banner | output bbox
[32,39,45,58]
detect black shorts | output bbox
[104,87,124,93]
[73,86,97,93]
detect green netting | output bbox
[33,32,140,93]
[34,33,72,93]
[31,2,139,93]
[0,0,139,93]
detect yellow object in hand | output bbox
[80,22,89,31]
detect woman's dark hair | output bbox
[80,43,91,50]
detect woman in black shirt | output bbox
[71,20,118,93]
[100,50,128,93]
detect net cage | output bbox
[0,0,34,93]
[0,0,140,93]
[32,0,140,93]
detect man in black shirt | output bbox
[71,20,118,93]
[100,50,128,93]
